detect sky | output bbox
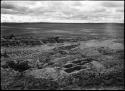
[1,1,124,23]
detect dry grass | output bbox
[1,38,124,90]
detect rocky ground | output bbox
[1,37,124,90]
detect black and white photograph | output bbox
[1,0,124,90]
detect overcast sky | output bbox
[1,1,124,23]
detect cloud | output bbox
[101,1,124,8]
[1,2,15,9]
[116,8,124,13]
[1,1,32,15]
[1,1,124,23]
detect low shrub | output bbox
[68,65,124,88]
[4,76,59,90]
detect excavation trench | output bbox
[64,65,84,73]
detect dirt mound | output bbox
[90,61,105,72]
[80,47,101,57]
[24,67,68,81]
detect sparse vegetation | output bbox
[1,33,124,90]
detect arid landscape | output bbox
[1,0,124,90]
[1,23,124,90]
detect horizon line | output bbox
[1,22,124,24]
